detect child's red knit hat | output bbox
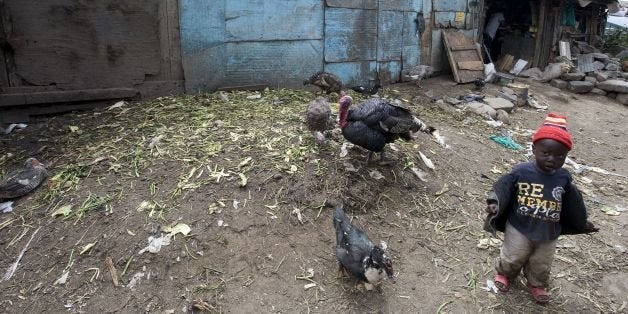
[532,113,573,150]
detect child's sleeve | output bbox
[561,179,599,234]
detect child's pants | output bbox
[495,221,557,287]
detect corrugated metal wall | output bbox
[180,0,477,92]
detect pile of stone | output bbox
[548,52,628,105]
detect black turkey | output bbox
[305,96,333,145]
[350,82,382,96]
[338,94,436,164]
[333,203,394,290]
[303,71,342,95]
[0,158,48,200]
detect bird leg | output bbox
[337,264,348,278]
[366,151,374,165]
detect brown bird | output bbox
[305,96,334,145]
[303,71,343,95]
[0,158,48,199]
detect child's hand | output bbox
[485,203,497,214]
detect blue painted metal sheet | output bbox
[325,7,377,62]
[378,61,402,82]
[180,0,226,92]
[325,61,378,87]
[325,0,377,10]
[180,0,225,56]
[434,11,465,29]
[220,40,324,89]
[378,10,403,61]
[225,0,323,41]
[402,11,421,66]
[380,0,422,11]
[433,0,467,12]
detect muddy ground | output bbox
[0,76,626,313]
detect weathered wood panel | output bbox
[442,30,484,83]
[158,0,183,81]
[225,0,322,41]
[325,7,377,62]
[3,1,162,89]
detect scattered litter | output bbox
[218,92,229,102]
[233,199,239,209]
[4,123,27,134]
[484,120,503,128]
[477,237,502,249]
[148,134,164,149]
[419,151,435,170]
[369,170,385,180]
[80,242,97,255]
[340,142,349,157]
[126,270,145,290]
[482,280,499,293]
[526,97,548,110]
[217,219,228,227]
[458,94,485,103]
[107,100,128,110]
[138,234,172,254]
[246,93,262,99]
[0,201,14,213]
[409,167,428,182]
[238,173,248,187]
[54,271,70,285]
[292,207,304,224]
[600,206,621,216]
[51,204,74,217]
[161,223,191,236]
[2,227,41,282]
[434,183,449,196]
[304,283,317,290]
[343,161,357,172]
[431,130,450,148]
[490,166,502,174]
[489,135,523,150]
[69,125,81,133]
[565,157,627,178]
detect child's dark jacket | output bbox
[483,167,598,237]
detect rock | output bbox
[567,81,595,93]
[590,88,607,96]
[615,49,628,60]
[592,61,606,70]
[484,97,515,111]
[592,52,609,61]
[605,62,619,71]
[622,72,628,80]
[464,101,496,119]
[617,93,628,105]
[584,76,597,84]
[495,109,510,124]
[607,92,617,99]
[560,72,585,81]
[594,72,609,82]
[597,80,628,93]
[623,60,628,72]
[550,79,568,89]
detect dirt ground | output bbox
[0,75,626,313]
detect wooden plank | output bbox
[0,88,138,107]
[5,1,162,90]
[442,30,485,83]
[157,0,183,81]
[450,45,477,51]
[457,61,483,70]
